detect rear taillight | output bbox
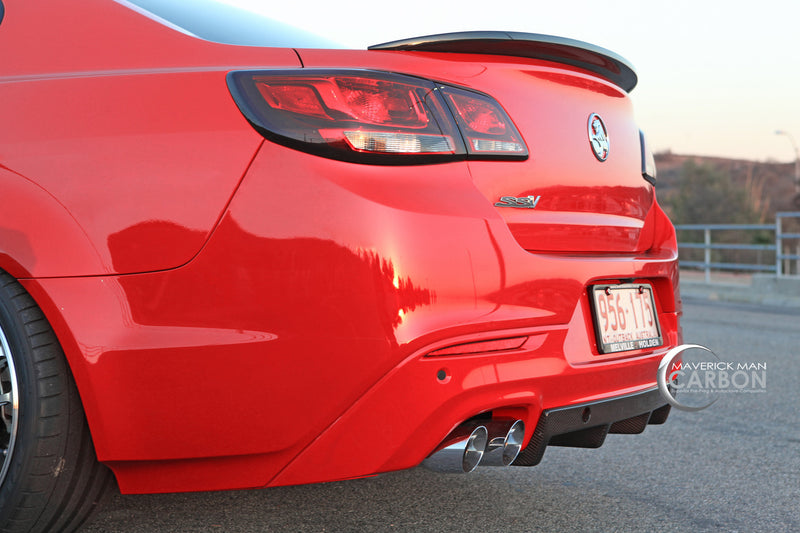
[441,86,526,155]
[227,70,527,164]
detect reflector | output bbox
[427,336,528,356]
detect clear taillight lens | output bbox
[227,70,527,164]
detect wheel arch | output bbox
[0,167,109,279]
[0,270,116,531]
[0,166,109,433]
[0,165,111,454]
[14,276,110,456]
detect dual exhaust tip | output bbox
[422,419,525,473]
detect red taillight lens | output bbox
[228,70,527,164]
[335,77,430,126]
[449,92,508,134]
[256,84,331,119]
[256,76,431,126]
[440,86,527,156]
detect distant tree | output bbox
[668,160,759,225]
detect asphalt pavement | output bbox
[83,299,800,532]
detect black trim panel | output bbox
[369,31,637,92]
[640,130,658,185]
[514,387,669,466]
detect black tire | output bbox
[0,272,115,533]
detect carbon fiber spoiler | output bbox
[369,31,637,92]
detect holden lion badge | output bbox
[588,113,609,161]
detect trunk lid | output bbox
[301,32,655,253]
[460,61,654,253]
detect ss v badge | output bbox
[494,195,541,209]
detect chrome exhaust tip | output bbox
[480,419,525,467]
[422,424,488,473]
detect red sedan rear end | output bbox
[0,1,680,531]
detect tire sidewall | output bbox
[0,283,46,525]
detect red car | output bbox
[0,0,681,531]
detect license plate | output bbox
[590,283,662,354]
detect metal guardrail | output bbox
[676,212,800,282]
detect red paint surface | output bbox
[3,0,682,493]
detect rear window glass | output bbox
[119,0,340,48]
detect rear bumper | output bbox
[24,143,681,494]
[267,327,676,487]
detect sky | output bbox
[221,0,800,163]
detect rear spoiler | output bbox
[369,31,637,93]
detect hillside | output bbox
[654,153,799,223]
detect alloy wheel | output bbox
[0,324,18,488]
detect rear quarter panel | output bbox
[0,0,301,276]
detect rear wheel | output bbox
[0,272,114,533]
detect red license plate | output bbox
[590,283,662,354]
